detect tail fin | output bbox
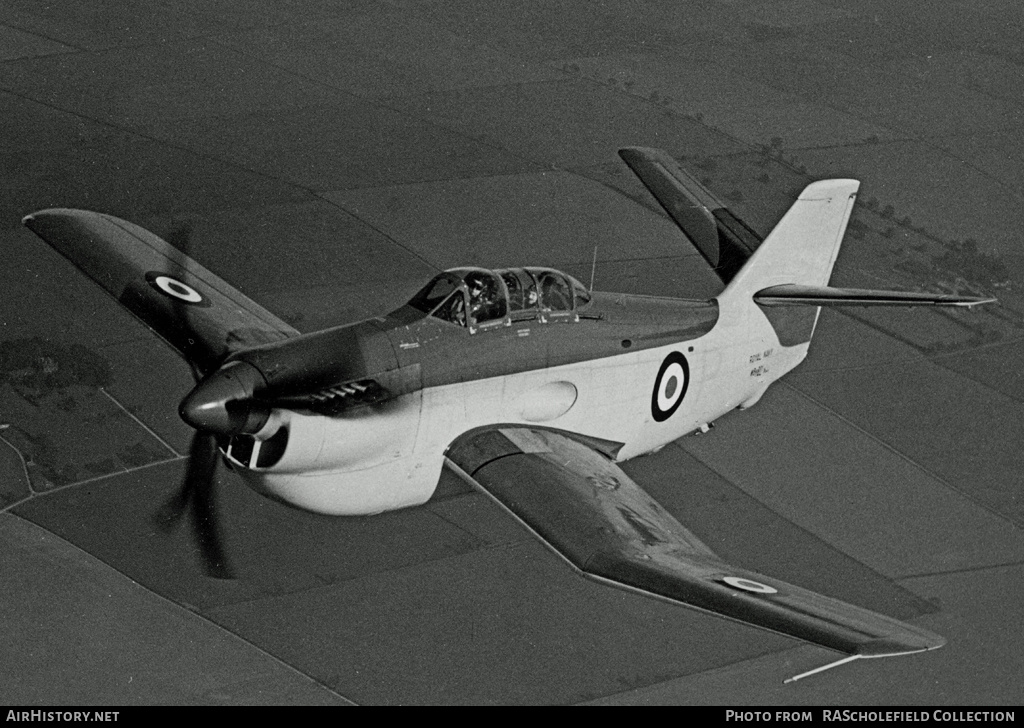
[619,147,993,315]
[718,179,994,307]
[713,179,994,345]
[720,178,860,303]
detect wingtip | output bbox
[856,628,946,658]
[23,207,103,221]
[617,145,667,161]
[22,208,78,231]
[956,297,998,307]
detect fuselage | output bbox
[217,272,810,515]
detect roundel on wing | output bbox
[145,272,209,306]
[651,351,690,422]
[721,576,778,594]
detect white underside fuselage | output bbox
[233,300,812,515]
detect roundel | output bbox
[721,576,778,594]
[651,351,690,422]
[145,272,207,306]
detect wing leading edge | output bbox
[446,426,944,659]
[23,209,299,375]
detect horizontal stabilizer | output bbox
[755,284,996,308]
[619,147,762,282]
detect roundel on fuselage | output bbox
[651,351,690,423]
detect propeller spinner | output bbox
[179,361,270,436]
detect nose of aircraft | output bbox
[179,361,270,435]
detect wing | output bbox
[618,146,763,283]
[446,426,944,658]
[23,209,299,375]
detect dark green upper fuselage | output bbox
[230,290,719,407]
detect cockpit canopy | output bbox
[408,267,592,331]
